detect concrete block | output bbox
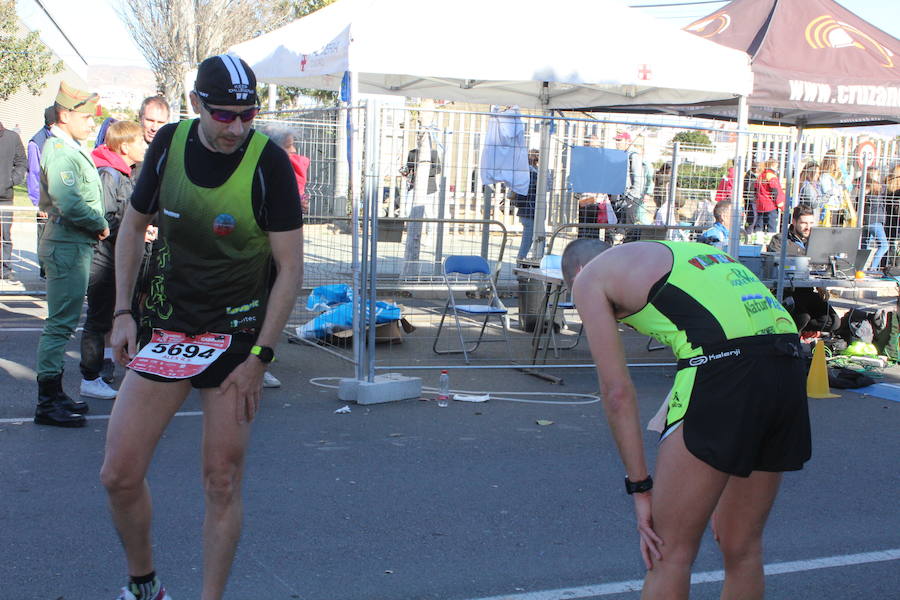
[351,373,423,405]
[337,378,359,402]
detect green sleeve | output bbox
[45,153,107,233]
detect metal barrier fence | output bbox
[0,205,44,296]
[9,105,896,373]
[266,103,848,374]
[288,216,509,364]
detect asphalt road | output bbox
[0,298,898,600]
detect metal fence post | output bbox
[481,185,492,258]
[665,142,680,238]
[366,99,382,382]
[434,128,450,273]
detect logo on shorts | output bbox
[213,213,236,236]
[689,348,741,367]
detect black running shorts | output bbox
[672,334,812,477]
[132,329,256,389]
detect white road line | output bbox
[0,411,203,424]
[464,549,900,600]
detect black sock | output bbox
[128,571,157,598]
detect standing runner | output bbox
[561,239,810,599]
[102,54,303,600]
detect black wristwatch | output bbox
[250,345,275,364]
[625,475,653,495]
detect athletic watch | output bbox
[250,345,275,364]
[625,475,653,495]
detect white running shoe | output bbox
[116,584,171,599]
[262,371,281,388]
[80,377,117,399]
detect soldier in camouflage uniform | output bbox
[35,82,109,428]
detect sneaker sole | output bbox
[33,415,87,428]
[80,392,117,400]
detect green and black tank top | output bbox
[620,241,798,361]
[143,119,272,336]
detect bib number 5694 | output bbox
[150,343,216,359]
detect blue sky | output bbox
[15,0,900,70]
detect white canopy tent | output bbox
[232,0,752,109]
[231,0,754,248]
[230,0,754,381]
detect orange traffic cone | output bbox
[807,340,839,398]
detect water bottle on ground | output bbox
[437,370,450,407]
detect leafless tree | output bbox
[116,0,293,109]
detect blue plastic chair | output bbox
[539,254,581,354]
[433,255,511,363]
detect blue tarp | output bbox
[299,284,402,340]
[307,284,353,312]
[855,382,900,402]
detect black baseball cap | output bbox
[194,54,257,106]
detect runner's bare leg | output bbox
[713,470,782,600]
[641,426,730,600]
[101,371,191,576]
[199,386,252,600]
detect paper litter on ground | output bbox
[453,393,490,403]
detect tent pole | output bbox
[776,123,804,302]
[728,95,748,258]
[665,142,680,237]
[365,98,381,383]
[345,70,364,380]
[532,112,552,260]
[267,83,277,112]
[532,84,552,260]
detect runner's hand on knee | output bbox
[219,357,264,424]
[634,492,663,569]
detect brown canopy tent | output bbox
[578,0,900,298]
[599,0,900,127]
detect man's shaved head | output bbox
[562,238,611,289]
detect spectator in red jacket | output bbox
[269,128,309,214]
[755,160,785,232]
[715,167,735,203]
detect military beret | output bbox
[55,81,101,115]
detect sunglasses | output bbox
[199,99,259,123]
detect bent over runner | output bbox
[562,239,810,599]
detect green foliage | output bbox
[676,163,727,190]
[673,130,713,149]
[0,0,62,101]
[293,0,338,17]
[257,83,338,109]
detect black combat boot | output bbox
[34,375,87,428]
[42,372,89,414]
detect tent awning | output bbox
[230,0,753,109]
[675,0,900,127]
